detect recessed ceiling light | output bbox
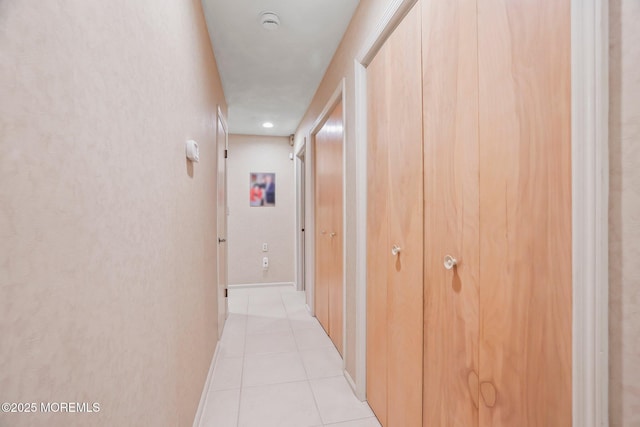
[262,122,274,128]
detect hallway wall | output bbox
[293,0,389,383]
[227,135,295,285]
[609,0,640,425]
[297,0,640,414]
[0,1,226,426]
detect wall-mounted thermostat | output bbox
[186,140,199,162]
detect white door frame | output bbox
[305,79,348,369]
[352,1,609,424]
[216,105,229,339]
[295,143,306,292]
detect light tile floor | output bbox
[200,285,381,427]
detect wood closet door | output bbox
[422,0,481,426]
[477,0,572,425]
[315,121,331,334]
[327,100,344,355]
[366,4,423,426]
[314,100,344,354]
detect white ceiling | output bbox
[202,0,360,136]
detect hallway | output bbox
[0,0,631,425]
[200,286,379,427]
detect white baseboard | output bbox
[344,369,365,402]
[228,282,295,289]
[193,341,220,427]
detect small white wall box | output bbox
[186,140,199,162]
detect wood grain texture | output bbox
[314,122,331,334]
[477,0,572,425]
[367,4,423,426]
[422,0,481,426]
[366,45,390,425]
[314,100,344,354]
[328,100,344,356]
[384,5,424,426]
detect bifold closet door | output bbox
[314,100,344,355]
[327,101,344,355]
[366,4,423,426]
[422,0,480,425]
[477,0,572,425]
[315,123,330,334]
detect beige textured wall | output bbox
[294,0,389,382]
[0,1,226,426]
[609,0,640,425]
[227,135,295,285]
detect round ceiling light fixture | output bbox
[262,122,274,129]
[260,12,280,31]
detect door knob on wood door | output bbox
[391,245,401,256]
[330,232,337,237]
[443,255,457,270]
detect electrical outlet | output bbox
[262,257,269,268]
[262,243,268,252]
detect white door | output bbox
[216,109,228,338]
[296,150,306,291]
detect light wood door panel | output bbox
[422,0,481,426]
[367,4,423,426]
[328,100,344,355]
[385,5,423,426]
[314,124,331,334]
[315,100,344,354]
[366,47,390,425]
[477,0,572,425]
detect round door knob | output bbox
[391,245,401,256]
[444,255,457,270]
[330,232,337,237]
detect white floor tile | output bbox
[200,388,240,427]
[286,304,310,317]
[250,294,285,306]
[246,315,292,335]
[282,292,306,309]
[293,325,335,350]
[325,417,382,427]
[201,286,372,427]
[223,313,247,335]
[238,381,322,427]
[229,288,251,298]
[310,376,374,425]
[244,329,297,355]
[299,346,344,379]
[289,316,322,331]
[219,329,246,359]
[228,295,249,314]
[288,306,322,330]
[210,357,243,391]
[247,302,288,319]
[243,351,307,387]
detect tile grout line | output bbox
[323,415,378,426]
[234,290,249,427]
[283,288,327,427]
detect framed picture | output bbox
[250,172,276,207]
